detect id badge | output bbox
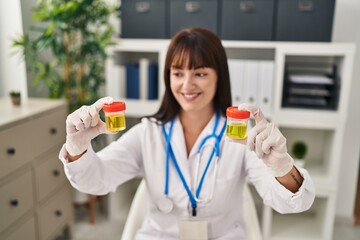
[179,218,208,240]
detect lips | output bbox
[182,93,201,101]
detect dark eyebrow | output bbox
[171,65,183,70]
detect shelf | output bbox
[270,213,322,240]
[276,43,355,56]
[280,127,335,162]
[305,163,337,196]
[270,197,330,240]
[106,46,166,106]
[105,39,356,240]
[279,127,340,190]
[248,183,265,229]
[121,99,161,117]
[107,39,169,52]
[274,108,343,129]
[222,41,277,49]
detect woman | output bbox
[59,28,315,239]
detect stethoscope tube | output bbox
[194,143,219,203]
[160,113,226,215]
[162,122,197,211]
[164,118,174,197]
[194,115,226,203]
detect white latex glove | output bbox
[65,97,114,156]
[238,103,294,177]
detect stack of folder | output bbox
[282,63,339,110]
[108,58,159,100]
[228,59,275,117]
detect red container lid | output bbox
[226,106,250,119]
[103,101,126,112]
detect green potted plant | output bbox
[291,141,308,167]
[9,91,21,106]
[12,0,118,112]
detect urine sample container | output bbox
[226,106,250,140]
[103,101,126,132]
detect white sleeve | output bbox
[245,150,315,214]
[58,123,144,195]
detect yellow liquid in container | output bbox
[226,123,247,140]
[105,114,126,132]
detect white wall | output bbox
[332,0,360,220]
[0,0,28,100]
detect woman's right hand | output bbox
[65,97,113,157]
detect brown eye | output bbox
[171,72,182,78]
[195,73,207,77]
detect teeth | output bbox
[183,93,198,100]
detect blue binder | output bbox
[148,64,158,100]
[126,63,140,99]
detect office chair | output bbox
[121,180,262,240]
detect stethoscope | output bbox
[158,113,226,216]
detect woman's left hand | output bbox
[238,103,294,177]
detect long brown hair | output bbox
[151,28,232,123]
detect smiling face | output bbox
[157,28,232,123]
[170,63,217,115]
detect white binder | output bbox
[118,65,126,99]
[244,60,259,105]
[258,61,274,117]
[228,59,245,106]
[139,58,150,100]
[106,57,126,99]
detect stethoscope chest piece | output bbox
[157,196,174,214]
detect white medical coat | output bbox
[59,114,315,240]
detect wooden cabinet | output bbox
[0,171,34,233]
[38,186,72,240]
[3,217,36,240]
[0,98,73,240]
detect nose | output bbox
[182,73,195,89]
